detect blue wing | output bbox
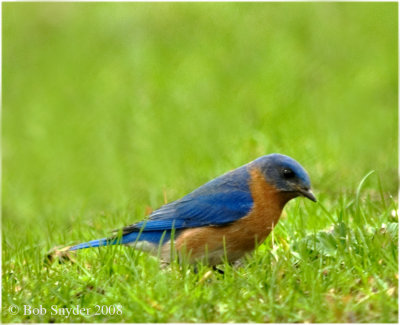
[122,165,253,233]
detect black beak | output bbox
[298,188,317,202]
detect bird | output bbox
[67,154,316,266]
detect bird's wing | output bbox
[122,166,253,233]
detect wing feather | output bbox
[122,166,253,234]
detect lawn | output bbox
[2,2,398,323]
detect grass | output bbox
[2,2,398,323]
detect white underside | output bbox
[124,240,246,265]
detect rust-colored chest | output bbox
[173,167,286,264]
[224,167,285,250]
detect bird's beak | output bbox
[298,188,317,202]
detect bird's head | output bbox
[254,153,316,202]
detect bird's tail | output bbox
[69,232,141,251]
[69,238,109,250]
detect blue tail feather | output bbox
[69,238,109,250]
[69,230,176,251]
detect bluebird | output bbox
[68,154,316,265]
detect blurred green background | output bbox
[3,2,397,245]
[2,3,398,323]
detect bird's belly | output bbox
[169,211,279,265]
[161,238,251,265]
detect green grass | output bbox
[2,2,398,323]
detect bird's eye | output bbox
[282,168,295,178]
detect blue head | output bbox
[253,154,316,202]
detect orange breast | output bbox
[172,167,286,265]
